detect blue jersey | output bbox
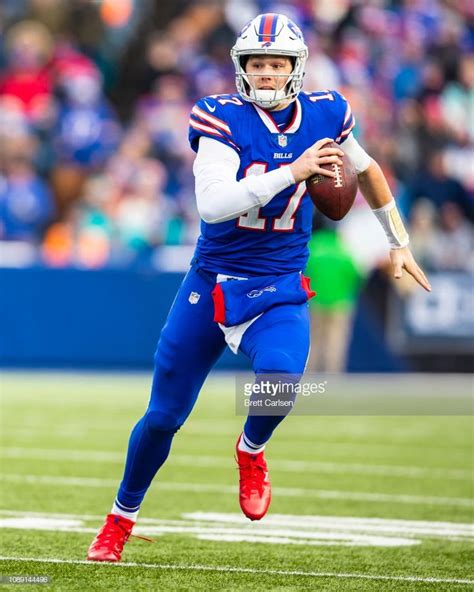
[188,91,355,276]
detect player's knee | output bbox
[254,349,305,375]
[143,409,182,434]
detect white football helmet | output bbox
[231,13,308,109]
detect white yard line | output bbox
[0,556,473,586]
[184,512,474,538]
[2,473,472,507]
[0,518,418,548]
[1,509,472,537]
[1,510,472,548]
[2,447,471,480]
[1,510,472,540]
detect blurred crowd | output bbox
[0,0,473,271]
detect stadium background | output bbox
[1,2,473,589]
[0,0,473,372]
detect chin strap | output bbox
[251,88,288,109]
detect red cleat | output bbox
[87,514,135,562]
[236,436,271,521]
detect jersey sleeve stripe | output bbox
[192,106,231,134]
[189,118,224,138]
[189,119,241,152]
[222,136,240,151]
[335,119,356,142]
[341,118,356,136]
[343,103,352,126]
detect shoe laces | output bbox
[96,519,132,548]
[237,454,268,496]
[97,519,154,546]
[130,533,154,543]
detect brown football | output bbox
[305,142,358,221]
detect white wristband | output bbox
[372,199,409,249]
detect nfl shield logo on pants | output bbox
[278,134,287,147]
[189,291,200,304]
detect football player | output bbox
[88,13,430,562]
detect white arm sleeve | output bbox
[340,133,372,174]
[193,136,295,224]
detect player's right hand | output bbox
[390,246,432,292]
[290,138,344,183]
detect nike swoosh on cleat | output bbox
[204,101,216,112]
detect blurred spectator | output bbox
[50,62,120,216]
[392,99,423,183]
[43,128,167,268]
[417,60,446,102]
[105,128,167,253]
[441,53,474,145]
[137,31,180,94]
[41,220,75,267]
[404,150,473,221]
[0,132,55,242]
[135,74,193,209]
[430,202,474,271]
[305,228,362,373]
[0,20,55,128]
[392,39,424,101]
[407,199,439,271]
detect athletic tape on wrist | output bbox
[372,199,409,249]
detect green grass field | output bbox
[1,372,473,591]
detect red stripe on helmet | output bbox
[262,14,275,43]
